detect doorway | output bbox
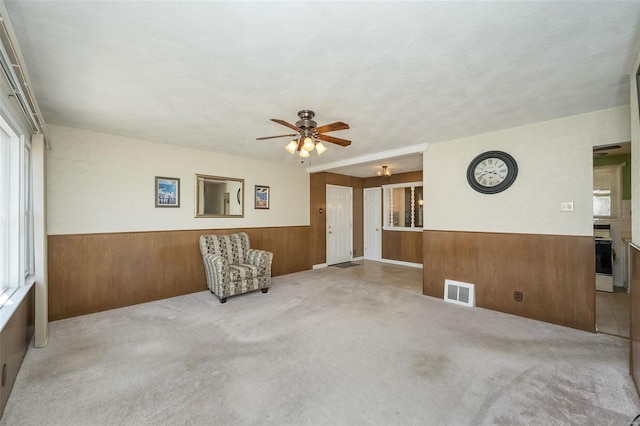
[364,187,382,260]
[326,185,352,265]
[593,141,632,337]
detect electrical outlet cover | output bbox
[560,202,574,212]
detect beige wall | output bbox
[47,125,310,235]
[424,106,630,236]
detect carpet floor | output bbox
[2,261,639,425]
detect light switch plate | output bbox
[560,201,574,212]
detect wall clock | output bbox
[466,150,518,194]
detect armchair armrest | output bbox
[246,249,273,275]
[246,249,273,266]
[202,253,230,296]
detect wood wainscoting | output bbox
[423,230,595,331]
[382,230,422,264]
[48,226,310,321]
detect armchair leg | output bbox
[219,297,227,304]
[261,288,269,294]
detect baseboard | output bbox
[313,263,328,269]
[379,258,423,269]
[352,256,364,261]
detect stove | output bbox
[594,224,613,292]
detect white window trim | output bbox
[382,181,423,231]
[383,226,424,233]
[23,140,34,277]
[0,97,32,307]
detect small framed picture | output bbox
[255,185,270,209]
[155,176,180,208]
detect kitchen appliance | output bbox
[595,224,614,292]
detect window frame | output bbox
[23,140,34,277]
[593,164,623,219]
[0,107,31,306]
[382,181,424,232]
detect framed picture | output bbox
[155,176,180,208]
[255,185,270,209]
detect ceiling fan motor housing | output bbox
[296,110,317,130]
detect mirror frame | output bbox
[194,174,245,218]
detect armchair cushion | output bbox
[229,264,259,281]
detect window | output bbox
[0,115,30,306]
[23,143,34,276]
[0,127,9,290]
[382,182,423,231]
[593,164,623,218]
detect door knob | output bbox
[375,228,379,231]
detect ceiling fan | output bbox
[256,110,351,157]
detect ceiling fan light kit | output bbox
[302,137,315,151]
[377,165,392,177]
[285,140,298,154]
[315,141,327,155]
[257,110,351,158]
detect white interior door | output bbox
[364,187,382,260]
[326,185,352,265]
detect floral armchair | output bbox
[199,232,273,303]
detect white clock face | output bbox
[474,157,508,187]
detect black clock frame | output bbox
[466,150,518,194]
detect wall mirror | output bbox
[195,174,244,218]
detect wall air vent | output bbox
[444,279,475,307]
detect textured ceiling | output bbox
[4,1,640,174]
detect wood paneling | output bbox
[310,172,364,264]
[327,173,363,259]
[48,226,310,320]
[423,230,595,331]
[630,244,640,392]
[370,171,423,264]
[310,173,328,266]
[0,286,34,417]
[309,170,423,265]
[382,231,423,264]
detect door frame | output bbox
[326,184,353,265]
[364,187,382,261]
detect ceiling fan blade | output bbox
[318,133,351,147]
[256,134,298,140]
[270,119,300,132]
[315,121,350,133]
